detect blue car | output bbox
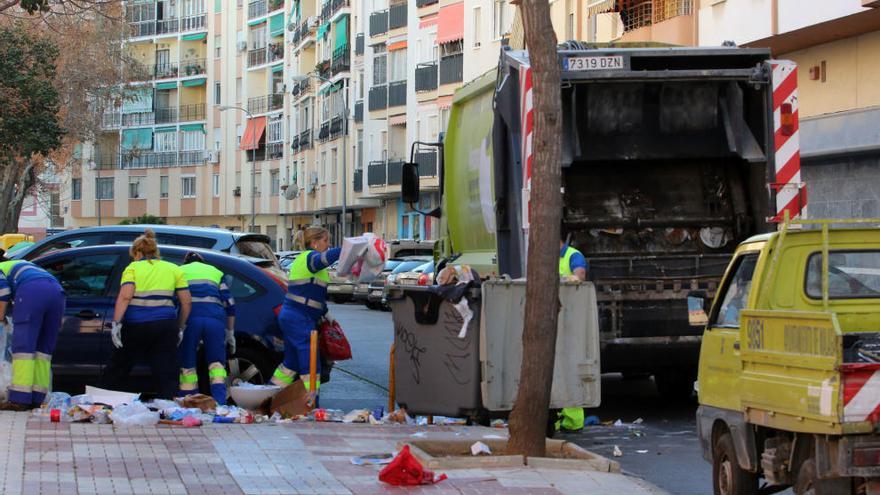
[31,244,289,395]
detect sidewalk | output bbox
[0,411,668,495]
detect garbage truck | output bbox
[389,44,803,417]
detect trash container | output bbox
[387,286,482,417]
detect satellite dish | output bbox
[283,184,298,200]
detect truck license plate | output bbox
[565,55,625,71]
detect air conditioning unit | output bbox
[233,186,241,196]
[203,150,220,163]
[236,41,247,52]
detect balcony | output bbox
[623,1,653,32]
[388,80,406,107]
[156,18,179,35]
[355,33,364,55]
[354,100,363,123]
[179,58,206,77]
[387,160,403,185]
[122,111,155,127]
[331,45,350,75]
[248,0,267,19]
[112,150,207,169]
[330,0,349,17]
[269,0,284,12]
[128,20,156,38]
[368,84,387,111]
[439,53,463,85]
[414,150,438,177]
[353,169,363,192]
[155,107,178,124]
[330,115,344,137]
[291,79,312,99]
[247,93,285,114]
[299,129,312,150]
[181,14,207,32]
[653,0,691,23]
[154,61,179,79]
[389,3,407,30]
[369,10,388,37]
[291,20,315,47]
[367,160,386,186]
[319,121,330,141]
[415,62,437,92]
[416,0,438,7]
[247,48,266,68]
[267,141,284,160]
[102,112,122,130]
[321,1,332,22]
[178,103,206,122]
[315,59,331,80]
[290,135,300,153]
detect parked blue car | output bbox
[31,244,289,396]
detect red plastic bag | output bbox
[318,318,352,361]
[378,445,447,486]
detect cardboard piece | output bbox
[269,381,311,418]
[179,394,217,412]
[84,386,139,408]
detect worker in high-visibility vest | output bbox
[556,238,589,431]
[0,255,65,411]
[270,227,340,402]
[179,252,235,404]
[103,229,192,399]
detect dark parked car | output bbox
[11,225,277,265]
[32,244,289,396]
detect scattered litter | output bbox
[632,417,644,425]
[383,408,414,425]
[631,430,645,438]
[491,419,507,428]
[44,392,71,411]
[69,394,94,407]
[411,432,427,438]
[482,434,505,440]
[613,446,623,457]
[351,453,395,466]
[613,419,624,427]
[343,409,372,423]
[584,415,600,426]
[470,441,492,456]
[85,386,139,408]
[111,402,160,427]
[178,394,217,412]
[379,445,447,486]
[637,450,649,454]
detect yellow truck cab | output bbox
[695,219,880,495]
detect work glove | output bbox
[178,326,186,346]
[323,311,336,325]
[110,321,123,349]
[225,328,236,355]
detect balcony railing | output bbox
[321,1,332,22]
[353,169,363,192]
[179,103,206,122]
[267,141,284,160]
[319,121,330,141]
[299,129,312,150]
[247,93,285,114]
[155,107,178,124]
[269,0,284,12]
[316,59,331,80]
[387,160,403,185]
[154,61,179,79]
[331,0,349,16]
[439,53,463,85]
[416,0,438,7]
[129,20,156,38]
[623,1,653,31]
[290,135,300,153]
[248,0,268,19]
[331,45,350,75]
[414,150,438,177]
[291,79,312,99]
[180,58,206,77]
[247,47,267,67]
[269,42,284,63]
[102,112,122,129]
[291,20,316,46]
[355,33,364,55]
[122,111,155,127]
[156,18,180,35]
[653,0,692,23]
[415,62,438,92]
[368,84,387,111]
[181,14,207,32]
[367,160,386,186]
[369,10,388,37]
[354,100,363,123]
[330,115,344,137]
[109,150,207,169]
[388,80,406,107]
[389,3,407,29]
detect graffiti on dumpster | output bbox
[441,307,472,385]
[396,323,426,384]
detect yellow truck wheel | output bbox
[713,432,758,495]
[794,459,852,495]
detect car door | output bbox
[39,252,124,379]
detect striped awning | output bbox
[587,0,615,16]
[388,114,407,126]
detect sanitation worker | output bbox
[0,253,65,410]
[270,227,341,402]
[103,229,191,399]
[178,251,235,404]
[556,236,589,431]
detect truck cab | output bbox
[696,219,880,494]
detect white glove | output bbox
[4,316,12,333]
[225,328,236,355]
[178,326,186,346]
[324,311,336,325]
[110,321,123,349]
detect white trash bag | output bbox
[110,402,160,427]
[336,233,388,283]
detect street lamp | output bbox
[291,72,348,240]
[219,105,258,232]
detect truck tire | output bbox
[713,432,758,495]
[655,370,696,401]
[794,459,852,495]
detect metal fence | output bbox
[389,3,407,29]
[623,1,653,31]
[367,160,386,186]
[331,45,350,75]
[368,85,387,111]
[353,169,363,192]
[387,160,403,185]
[180,58,206,77]
[155,107,178,124]
[388,80,406,107]
[354,100,363,123]
[439,53,463,85]
[122,112,155,127]
[369,10,388,37]
[247,94,285,114]
[415,63,438,92]
[355,33,364,55]
[248,0,267,19]
[267,141,284,160]
[179,103,206,122]
[653,0,691,23]
[415,150,438,177]
[156,18,179,35]
[248,47,267,67]
[181,14,206,31]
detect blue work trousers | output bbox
[178,316,228,404]
[9,278,65,406]
[277,308,320,383]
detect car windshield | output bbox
[806,250,880,299]
[383,260,404,272]
[392,260,429,274]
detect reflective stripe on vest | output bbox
[559,246,579,277]
[182,262,225,307]
[285,293,325,310]
[192,296,223,305]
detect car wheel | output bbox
[227,343,277,387]
[712,432,758,495]
[365,301,381,310]
[794,459,851,495]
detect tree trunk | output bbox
[506,0,562,458]
[0,159,34,234]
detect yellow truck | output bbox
[0,233,35,252]
[695,218,880,495]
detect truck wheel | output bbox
[794,459,852,495]
[713,432,758,495]
[655,370,696,401]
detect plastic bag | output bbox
[378,445,447,486]
[318,318,352,361]
[44,392,72,411]
[111,402,160,426]
[336,234,388,283]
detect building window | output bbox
[214,82,221,105]
[320,151,327,184]
[373,45,387,85]
[214,35,221,58]
[356,129,363,170]
[493,0,511,39]
[212,173,220,197]
[267,117,283,143]
[389,48,406,82]
[160,175,169,198]
[270,170,280,195]
[181,130,205,151]
[473,7,482,47]
[253,171,261,197]
[155,131,178,152]
[129,176,145,199]
[331,148,338,182]
[181,176,196,198]
[71,178,82,200]
[96,177,114,200]
[250,24,267,50]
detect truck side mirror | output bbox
[687,291,709,327]
[401,162,420,204]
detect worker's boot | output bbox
[0,401,31,412]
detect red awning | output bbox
[436,2,464,45]
[240,116,267,151]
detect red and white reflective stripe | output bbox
[770,60,806,221]
[843,366,880,423]
[520,65,533,233]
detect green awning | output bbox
[319,81,343,96]
[122,86,153,114]
[317,22,329,39]
[291,0,300,20]
[182,32,207,41]
[214,0,221,13]
[156,81,178,90]
[182,77,206,87]
[334,15,349,51]
[248,18,266,26]
[271,64,284,73]
[121,128,153,150]
[180,123,205,133]
[269,13,285,37]
[155,126,177,133]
